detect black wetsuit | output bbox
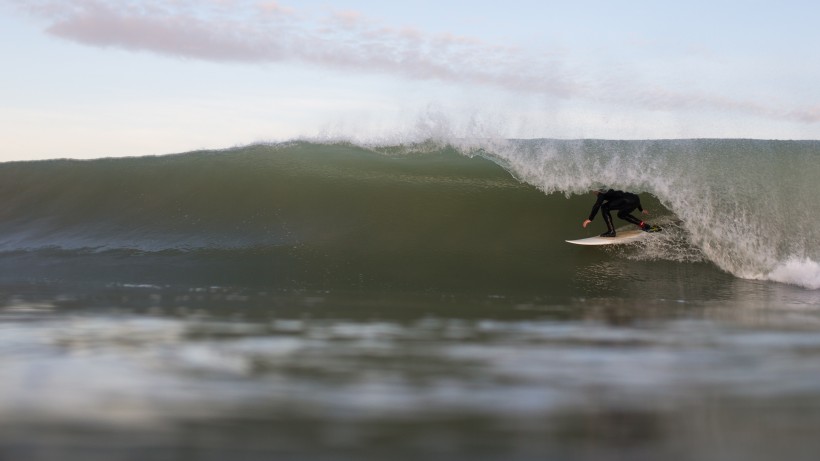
[588,189,645,234]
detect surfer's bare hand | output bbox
[642,210,649,215]
[583,219,591,228]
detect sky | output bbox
[1,0,819,161]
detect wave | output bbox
[1,139,818,290]
[474,138,820,289]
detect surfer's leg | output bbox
[612,197,650,229]
[617,209,657,231]
[617,208,642,226]
[600,204,617,237]
[611,197,658,232]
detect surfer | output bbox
[582,189,655,237]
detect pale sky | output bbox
[1,0,819,161]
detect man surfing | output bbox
[582,189,659,237]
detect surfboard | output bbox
[565,229,648,246]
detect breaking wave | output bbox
[1,139,817,290]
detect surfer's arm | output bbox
[636,196,648,214]
[587,196,605,221]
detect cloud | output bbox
[12,0,576,103]
[23,0,292,62]
[10,0,819,125]
[788,106,820,124]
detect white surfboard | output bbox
[565,229,647,246]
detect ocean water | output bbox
[1,139,819,460]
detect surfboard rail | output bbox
[565,229,648,246]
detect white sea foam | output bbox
[766,258,820,290]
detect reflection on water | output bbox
[2,282,820,460]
